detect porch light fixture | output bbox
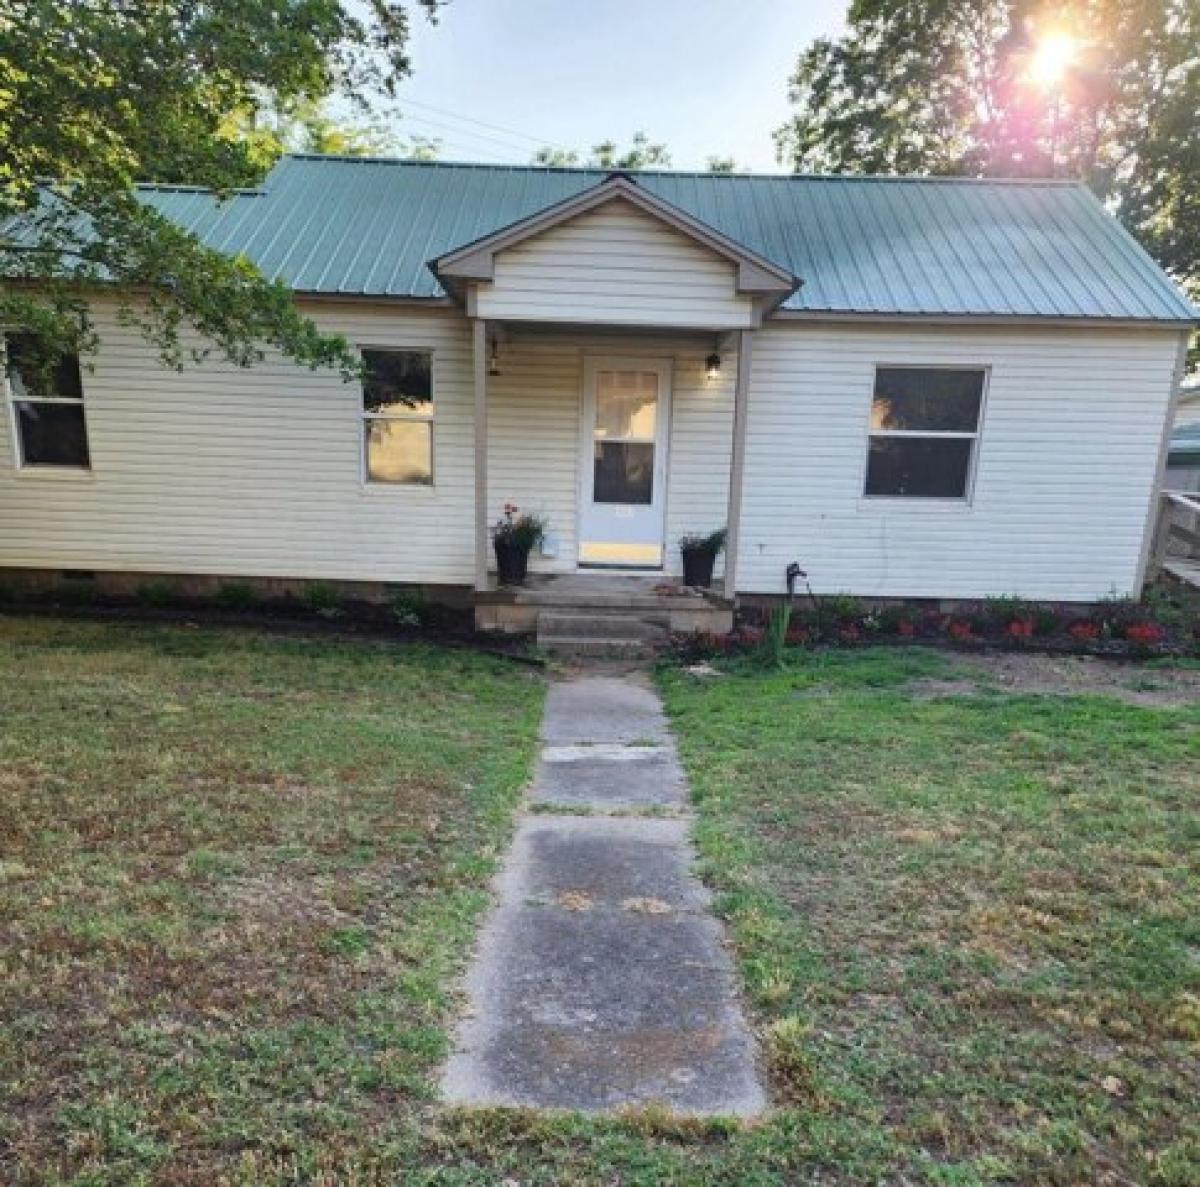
[705,352,722,381]
[488,336,501,377]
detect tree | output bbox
[250,97,442,160]
[532,132,672,170]
[0,1,440,379]
[705,156,738,173]
[774,1,1200,310]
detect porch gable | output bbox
[430,175,798,330]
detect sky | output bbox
[381,0,849,173]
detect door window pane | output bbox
[871,368,983,431]
[366,419,432,484]
[865,437,974,498]
[15,402,90,467]
[594,441,654,504]
[595,370,657,439]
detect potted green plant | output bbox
[492,503,546,586]
[678,527,726,588]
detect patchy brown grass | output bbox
[0,617,542,1185]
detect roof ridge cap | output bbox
[279,153,1085,186]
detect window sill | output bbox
[359,481,437,496]
[857,496,975,512]
[12,466,95,482]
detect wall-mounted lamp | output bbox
[488,336,501,377]
[705,352,722,381]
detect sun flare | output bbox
[1028,32,1078,87]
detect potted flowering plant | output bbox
[492,503,546,586]
[678,527,727,588]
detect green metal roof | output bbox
[120,155,1197,322]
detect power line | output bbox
[397,111,541,158]
[396,95,571,152]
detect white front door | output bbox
[579,357,671,568]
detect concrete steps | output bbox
[476,575,733,642]
[536,609,670,659]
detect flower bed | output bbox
[672,589,1200,662]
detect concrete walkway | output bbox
[441,673,763,1116]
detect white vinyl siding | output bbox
[735,322,1182,600]
[0,299,1179,603]
[473,198,755,329]
[0,305,733,585]
[485,330,735,577]
[0,299,478,585]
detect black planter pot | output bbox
[494,538,531,585]
[681,546,717,588]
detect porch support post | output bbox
[723,328,754,601]
[472,317,489,592]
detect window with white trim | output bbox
[4,334,90,468]
[864,367,985,498]
[361,349,433,484]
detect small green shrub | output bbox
[1032,605,1061,636]
[983,594,1032,627]
[55,578,98,605]
[1143,586,1188,628]
[136,580,178,607]
[302,582,343,618]
[216,581,257,610]
[821,593,865,625]
[387,588,425,628]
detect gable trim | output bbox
[429,174,801,305]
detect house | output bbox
[2,156,1195,639]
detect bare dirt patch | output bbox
[910,651,1200,706]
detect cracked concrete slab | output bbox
[441,814,764,1116]
[532,745,687,810]
[442,673,763,1117]
[540,675,671,746]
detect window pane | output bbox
[366,419,431,483]
[594,370,657,439]
[362,350,432,416]
[865,436,974,498]
[6,335,83,400]
[594,441,654,504]
[16,402,90,466]
[871,368,983,432]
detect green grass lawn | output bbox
[660,648,1200,1186]
[3,621,1197,1185]
[0,617,543,1185]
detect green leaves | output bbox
[0,1,438,375]
[775,1,1200,331]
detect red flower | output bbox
[1068,621,1099,642]
[1124,622,1165,646]
[838,624,862,643]
[786,626,811,644]
[947,620,974,641]
[897,619,916,638]
[1006,618,1035,638]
